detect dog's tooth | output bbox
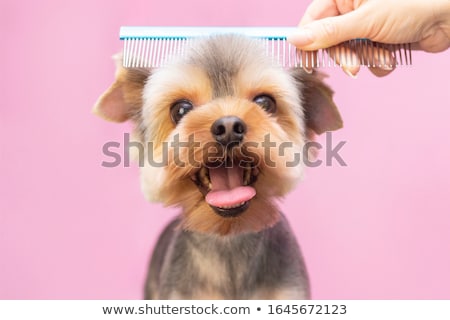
[199,166,210,187]
[247,168,251,183]
[243,166,251,185]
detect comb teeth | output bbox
[123,38,195,68]
[120,27,412,69]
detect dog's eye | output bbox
[170,100,194,124]
[253,95,276,113]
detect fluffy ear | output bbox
[93,54,150,122]
[291,69,343,138]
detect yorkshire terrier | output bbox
[94,34,342,299]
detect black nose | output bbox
[211,116,247,147]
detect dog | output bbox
[94,34,342,299]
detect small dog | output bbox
[94,34,342,299]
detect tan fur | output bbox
[136,58,309,234]
[143,64,213,145]
[94,47,341,235]
[94,55,149,123]
[94,35,342,299]
[150,93,304,234]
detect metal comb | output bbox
[119,26,412,69]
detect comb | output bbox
[120,26,412,69]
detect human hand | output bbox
[288,0,450,77]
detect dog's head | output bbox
[94,34,342,235]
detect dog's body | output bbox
[146,214,309,299]
[94,34,342,299]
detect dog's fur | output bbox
[94,34,342,299]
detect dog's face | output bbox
[94,35,342,235]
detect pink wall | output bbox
[1,0,449,299]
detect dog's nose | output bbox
[211,116,247,147]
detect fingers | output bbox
[343,41,397,77]
[295,49,358,76]
[296,41,397,78]
[298,0,341,26]
[290,0,399,77]
[368,67,395,77]
[416,30,450,53]
[289,12,370,50]
[298,50,319,73]
[289,0,377,51]
[365,43,397,77]
[330,45,361,77]
[295,45,361,77]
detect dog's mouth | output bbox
[191,161,259,218]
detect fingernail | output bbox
[374,52,395,71]
[287,28,314,46]
[343,67,358,79]
[380,63,394,71]
[303,66,313,74]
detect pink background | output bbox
[1,0,450,299]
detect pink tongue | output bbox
[205,165,256,208]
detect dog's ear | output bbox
[291,69,343,138]
[93,54,150,122]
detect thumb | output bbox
[288,9,372,50]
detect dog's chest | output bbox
[163,232,266,299]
